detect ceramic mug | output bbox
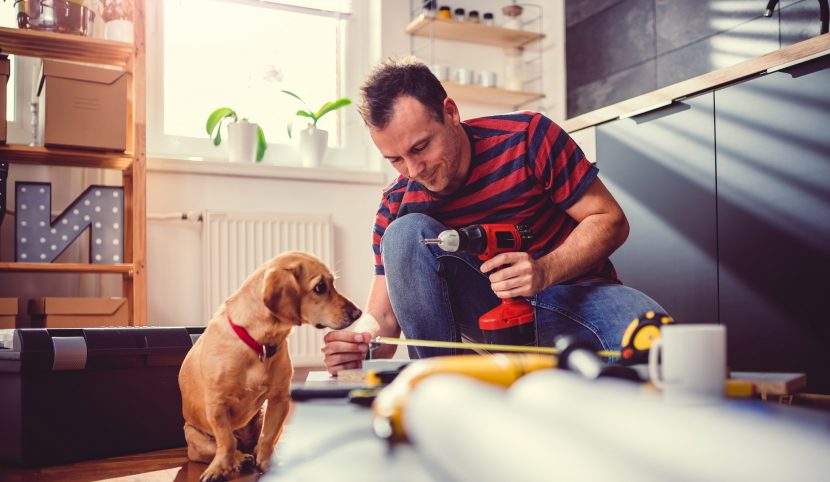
[455,68,474,85]
[648,324,726,405]
[429,64,449,81]
[478,71,497,88]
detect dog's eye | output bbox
[314,281,328,294]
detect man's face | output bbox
[369,96,468,195]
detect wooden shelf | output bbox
[0,27,133,68]
[0,262,134,274]
[443,82,544,107]
[405,14,544,48]
[0,145,133,170]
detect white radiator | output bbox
[202,211,333,367]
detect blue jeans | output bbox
[380,213,667,359]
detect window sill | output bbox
[147,157,389,185]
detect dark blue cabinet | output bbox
[714,57,830,392]
[596,94,719,326]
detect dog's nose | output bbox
[350,307,363,321]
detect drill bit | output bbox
[421,238,441,245]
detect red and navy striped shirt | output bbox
[372,111,619,285]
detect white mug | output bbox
[455,68,474,85]
[430,64,449,81]
[478,71,497,88]
[648,324,726,405]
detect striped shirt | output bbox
[372,111,619,285]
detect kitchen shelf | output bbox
[0,262,134,274]
[405,14,544,49]
[0,26,133,68]
[0,145,133,170]
[443,82,545,107]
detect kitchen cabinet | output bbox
[0,3,147,325]
[405,14,545,108]
[714,56,830,392]
[596,94,719,326]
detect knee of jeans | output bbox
[381,214,443,266]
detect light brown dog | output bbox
[178,251,361,482]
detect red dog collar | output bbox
[227,312,279,362]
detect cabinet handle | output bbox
[766,49,830,74]
[619,100,674,119]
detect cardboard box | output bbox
[38,60,128,151]
[0,55,9,144]
[28,297,129,328]
[0,297,18,329]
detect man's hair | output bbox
[358,56,448,129]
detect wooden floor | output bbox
[0,447,263,482]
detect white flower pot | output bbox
[227,121,258,163]
[105,19,133,43]
[298,126,328,167]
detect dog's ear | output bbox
[262,265,301,322]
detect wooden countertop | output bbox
[561,33,830,133]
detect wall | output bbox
[565,0,827,118]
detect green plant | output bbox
[205,107,267,162]
[281,90,351,138]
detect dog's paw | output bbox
[199,465,231,482]
[238,453,257,474]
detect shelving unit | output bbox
[406,10,546,108]
[0,3,147,325]
[405,14,543,48]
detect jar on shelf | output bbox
[438,6,452,19]
[483,12,495,25]
[421,0,437,17]
[468,10,480,23]
[454,8,465,21]
[504,47,524,91]
[502,3,523,30]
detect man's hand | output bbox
[321,330,373,376]
[481,251,547,298]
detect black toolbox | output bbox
[0,326,203,467]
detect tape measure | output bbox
[619,311,674,365]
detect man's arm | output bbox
[482,177,628,297]
[322,275,400,374]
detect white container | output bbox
[455,68,474,85]
[227,120,258,163]
[504,47,524,91]
[298,126,328,167]
[105,19,133,43]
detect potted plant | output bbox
[100,0,134,42]
[206,107,267,163]
[282,90,351,167]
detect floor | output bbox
[0,447,261,482]
[0,369,315,482]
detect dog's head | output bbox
[262,251,361,330]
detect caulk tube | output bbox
[509,371,830,482]
[404,374,665,482]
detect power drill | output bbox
[422,224,535,347]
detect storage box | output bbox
[0,297,18,328]
[0,327,204,467]
[28,297,129,328]
[38,59,128,151]
[0,55,9,144]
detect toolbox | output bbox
[0,326,203,467]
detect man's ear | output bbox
[262,265,301,322]
[443,97,461,125]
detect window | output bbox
[147,0,370,167]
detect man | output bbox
[322,58,665,375]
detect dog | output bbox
[178,251,362,482]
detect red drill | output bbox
[422,224,535,347]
